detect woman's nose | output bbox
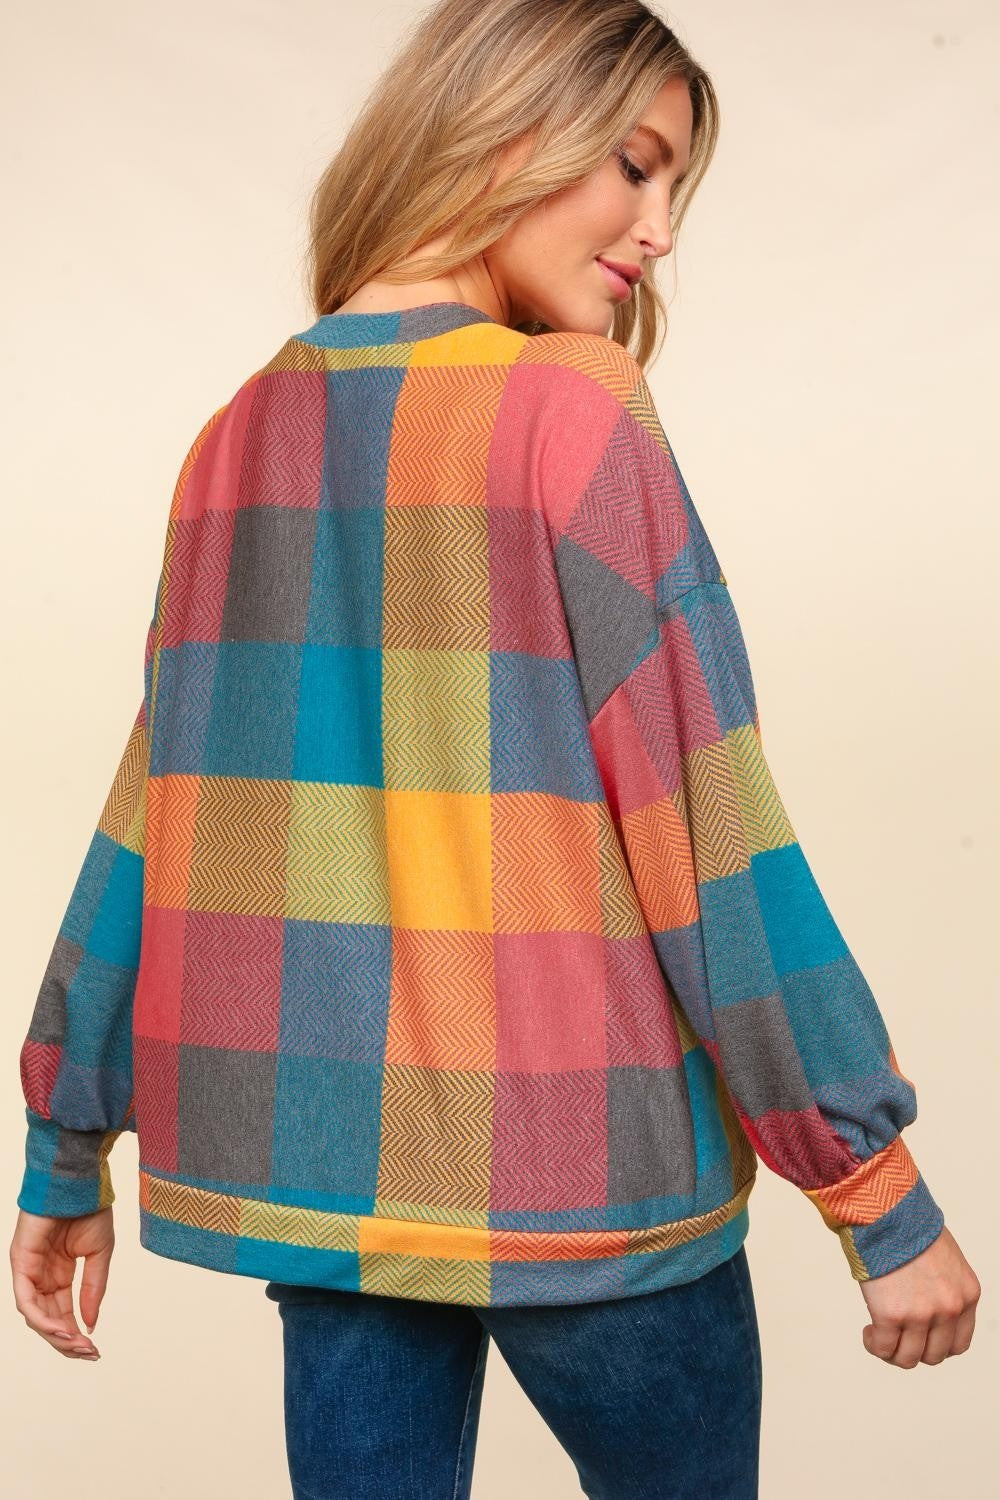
[639,222,672,260]
[635,207,673,260]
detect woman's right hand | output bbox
[9,1205,113,1361]
[858,1225,980,1367]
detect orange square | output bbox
[492,791,602,934]
[145,774,199,909]
[385,928,496,1070]
[385,363,507,508]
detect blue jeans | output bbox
[264,1244,762,1499]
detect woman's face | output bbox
[490,77,693,333]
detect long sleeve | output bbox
[17,637,152,1218]
[544,341,946,1281]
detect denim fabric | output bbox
[264,1244,762,1498]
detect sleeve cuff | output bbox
[802,1135,946,1281]
[16,1107,119,1218]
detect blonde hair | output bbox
[305,0,719,370]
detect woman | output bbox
[10,1,980,1496]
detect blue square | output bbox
[490,652,602,801]
[203,642,301,778]
[148,641,217,777]
[322,366,405,510]
[753,842,848,975]
[272,1055,383,1199]
[280,919,392,1063]
[306,508,386,648]
[294,644,383,784]
[87,837,144,969]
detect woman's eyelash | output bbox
[615,148,649,186]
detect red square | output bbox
[590,674,675,820]
[488,361,622,533]
[162,509,235,648]
[177,378,258,520]
[179,911,284,1050]
[491,1069,607,1211]
[236,371,326,511]
[604,935,684,1069]
[134,905,187,1042]
[493,929,606,1071]
[133,1034,179,1172]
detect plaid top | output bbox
[17,300,945,1305]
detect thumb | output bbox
[862,1316,902,1361]
[78,1242,113,1333]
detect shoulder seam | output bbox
[590,579,732,725]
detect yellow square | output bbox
[385,787,493,931]
[382,648,491,794]
[406,322,524,369]
[286,782,391,925]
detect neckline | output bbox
[329,299,501,323]
[296,299,505,349]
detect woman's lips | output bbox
[596,259,633,300]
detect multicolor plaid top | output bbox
[17,300,945,1305]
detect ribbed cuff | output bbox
[802,1135,946,1281]
[17,1108,118,1218]
[834,1173,946,1281]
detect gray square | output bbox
[220,506,318,644]
[554,536,656,721]
[713,991,814,1116]
[177,1044,277,1185]
[25,934,81,1044]
[607,1062,696,1204]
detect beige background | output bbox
[3,1,996,1494]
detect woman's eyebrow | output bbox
[633,123,690,182]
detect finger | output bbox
[920,1318,957,1365]
[12,1268,100,1358]
[863,1318,901,1361]
[887,1323,928,1369]
[11,1266,77,1339]
[49,1281,97,1349]
[950,1303,977,1356]
[78,1242,112,1333]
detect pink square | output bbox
[133,1034,179,1172]
[493,929,606,1071]
[134,905,187,1043]
[487,362,622,532]
[236,371,326,510]
[604,935,684,1069]
[179,911,284,1051]
[491,1070,607,1210]
[653,612,724,758]
[178,378,258,520]
[162,509,235,649]
[486,507,573,659]
[590,673,677,819]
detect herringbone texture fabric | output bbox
[17,301,944,1302]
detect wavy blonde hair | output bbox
[305,0,719,370]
